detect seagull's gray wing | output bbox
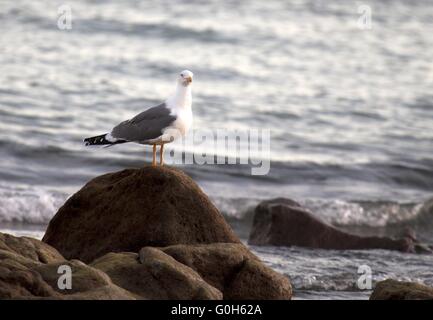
[111,102,176,142]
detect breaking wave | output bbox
[0,185,67,224]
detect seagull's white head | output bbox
[178,70,193,87]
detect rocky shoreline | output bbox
[1,166,432,300]
[0,167,291,300]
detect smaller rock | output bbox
[0,262,60,299]
[225,258,292,300]
[0,232,64,264]
[0,232,134,300]
[92,249,222,300]
[154,243,292,300]
[0,232,63,299]
[249,198,416,252]
[370,279,433,300]
[34,260,134,299]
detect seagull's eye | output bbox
[180,73,184,77]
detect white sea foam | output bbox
[0,185,67,224]
[301,199,423,227]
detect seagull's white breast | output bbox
[160,107,192,143]
[172,108,193,136]
[158,83,192,144]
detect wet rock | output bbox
[370,279,433,300]
[249,198,416,252]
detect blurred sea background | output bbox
[1,0,433,299]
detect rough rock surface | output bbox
[249,198,416,252]
[34,260,135,299]
[91,250,222,300]
[43,166,240,263]
[0,259,60,299]
[370,279,433,300]
[0,232,135,300]
[157,243,292,299]
[0,232,291,300]
[0,232,64,265]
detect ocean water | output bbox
[1,0,433,299]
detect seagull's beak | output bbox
[181,75,193,86]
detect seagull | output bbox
[84,70,193,166]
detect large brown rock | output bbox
[43,166,240,263]
[370,279,433,300]
[154,243,292,300]
[249,198,415,252]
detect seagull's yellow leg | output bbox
[159,144,164,166]
[152,144,157,166]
